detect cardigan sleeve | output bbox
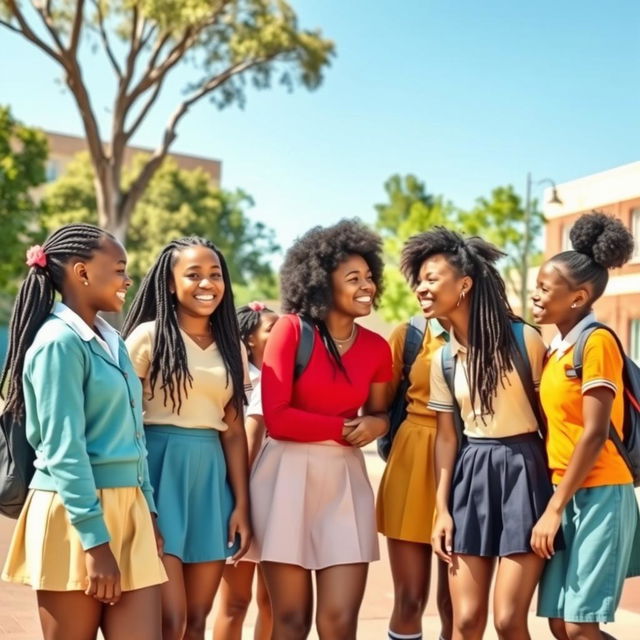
[261,315,344,443]
[25,336,110,550]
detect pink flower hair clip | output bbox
[248,301,266,312]
[25,245,47,268]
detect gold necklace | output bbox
[330,324,357,349]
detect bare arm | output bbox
[245,413,266,467]
[220,401,251,561]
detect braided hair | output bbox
[279,219,384,373]
[121,237,245,417]
[551,211,634,300]
[401,227,521,417]
[1,223,111,418]
[236,302,275,364]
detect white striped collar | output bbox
[548,311,597,359]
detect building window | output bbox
[631,319,640,365]
[45,159,60,182]
[561,223,573,251]
[632,208,640,258]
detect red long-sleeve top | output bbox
[261,314,393,445]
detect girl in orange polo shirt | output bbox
[531,212,640,639]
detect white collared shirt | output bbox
[52,301,120,364]
[548,311,597,360]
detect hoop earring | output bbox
[456,290,466,308]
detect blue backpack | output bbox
[440,321,546,450]
[377,315,428,461]
[570,322,640,487]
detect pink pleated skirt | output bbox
[247,438,379,570]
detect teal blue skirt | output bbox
[145,425,237,563]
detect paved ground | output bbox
[2,448,640,638]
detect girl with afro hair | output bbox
[248,219,392,639]
[531,212,640,638]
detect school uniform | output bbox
[376,319,448,544]
[2,303,166,591]
[537,312,640,623]
[428,324,553,557]
[126,321,250,564]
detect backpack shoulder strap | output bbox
[572,322,618,379]
[510,321,546,434]
[440,343,465,448]
[294,315,315,380]
[401,315,427,378]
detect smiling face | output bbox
[531,260,589,326]
[330,254,376,318]
[77,236,132,313]
[170,245,225,319]
[414,254,471,320]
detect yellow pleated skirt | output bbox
[376,418,438,544]
[2,487,167,592]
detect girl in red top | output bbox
[249,220,393,640]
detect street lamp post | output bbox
[520,173,562,316]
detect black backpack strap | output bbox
[510,321,546,437]
[402,315,427,379]
[440,343,465,449]
[294,315,315,380]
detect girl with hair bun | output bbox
[2,223,166,639]
[214,301,278,640]
[422,227,551,640]
[531,211,640,639]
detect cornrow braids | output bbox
[401,227,521,417]
[122,237,245,417]
[236,303,274,361]
[1,223,111,418]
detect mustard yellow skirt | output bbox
[2,487,167,592]
[376,418,438,544]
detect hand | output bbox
[228,505,252,564]
[151,514,164,558]
[530,507,562,559]
[84,543,121,605]
[342,415,387,448]
[431,511,454,564]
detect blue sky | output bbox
[2,1,639,263]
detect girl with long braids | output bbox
[249,220,392,640]
[122,237,251,640]
[531,212,640,639]
[214,301,278,640]
[421,228,551,640]
[2,223,166,640]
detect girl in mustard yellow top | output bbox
[376,234,453,640]
[531,212,640,638]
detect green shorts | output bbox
[537,484,640,623]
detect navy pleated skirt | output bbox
[451,432,559,557]
[145,425,238,563]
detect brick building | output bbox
[543,161,640,362]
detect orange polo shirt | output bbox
[540,327,632,488]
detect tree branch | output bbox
[68,0,85,55]
[120,57,268,225]
[91,0,122,78]
[124,78,164,140]
[4,2,65,64]
[34,1,68,56]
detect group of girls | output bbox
[1,211,639,640]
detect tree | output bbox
[0,105,47,291]
[374,174,457,323]
[459,185,544,318]
[1,1,334,241]
[41,151,280,300]
[373,176,544,323]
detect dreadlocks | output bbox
[122,237,245,417]
[1,223,111,418]
[401,226,521,417]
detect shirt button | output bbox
[130,399,135,408]
[138,476,143,483]
[123,372,129,379]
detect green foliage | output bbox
[0,106,48,293]
[41,152,280,299]
[374,175,544,323]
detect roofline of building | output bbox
[543,160,640,219]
